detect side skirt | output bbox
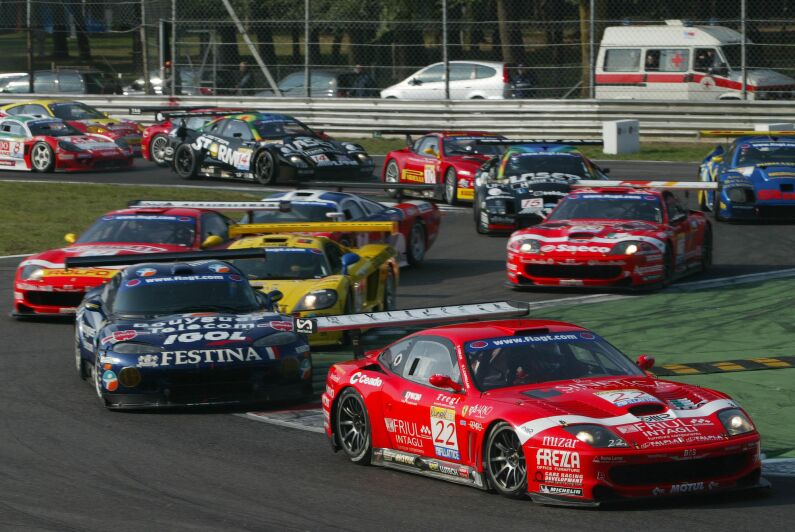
[372,447,487,490]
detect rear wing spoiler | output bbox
[229,221,398,238]
[128,106,205,122]
[293,301,529,357]
[65,249,266,269]
[699,130,795,138]
[573,180,717,190]
[128,199,290,212]
[299,181,437,192]
[477,139,603,146]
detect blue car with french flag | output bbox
[71,249,312,409]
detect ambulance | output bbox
[595,20,795,100]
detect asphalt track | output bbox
[1,159,794,531]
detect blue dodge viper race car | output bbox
[70,249,312,409]
[699,131,795,221]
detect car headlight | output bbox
[112,342,160,354]
[507,237,540,253]
[355,152,371,163]
[58,140,84,152]
[609,240,655,255]
[727,187,752,204]
[562,424,629,448]
[485,199,507,215]
[293,289,338,311]
[88,125,108,134]
[20,265,45,280]
[718,408,754,436]
[253,332,300,347]
[118,367,142,388]
[289,155,309,168]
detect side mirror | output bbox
[429,374,463,393]
[84,300,102,312]
[711,155,724,164]
[232,132,242,138]
[636,354,655,371]
[201,235,224,248]
[670,213,687,224]
[64,233,77,244]
[409,78,422,86]
[602,167,610,175]
[267,289,283,303]
[326,212,346,221]
[341,252,360,275]
[423,147,437,156]
[103,111,110,118]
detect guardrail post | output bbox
[442,0,449,100]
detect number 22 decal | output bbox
[434,419,456,446]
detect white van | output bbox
[595,21,795,100]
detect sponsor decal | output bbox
[435,393,460,406]
[102,370,119,391]
[463,404,494,419]
[668,481,708,494]
[468,421,484,431]
[617,418,712,442]
[540,244,611,254]
[536,449,580,470]
[324,384,335,399]
[137,354,159,368]
[102,330,138,344]
[669,398,706,410]
[158,347,263,365]
[382,449,417,467]
[466,332,592,350]
[163,330,248,345]
[595,389,662,408]
[350,372,383,387]
[539,470,584,486]
[385,418,432,449]
[403,390,422,405]
[294,317,316,334]
[136,267,157,277]
[208,263,230,273]
[267,320,294,332]
[64,244,168,256]
[637,412,673,423]
[427,461,461,477]
[131,314,270,334]
[431,406,460,460]
[542,436,578,449]
[539,485,583,497]
[521,198,543,209]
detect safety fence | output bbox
[2,93,794,140]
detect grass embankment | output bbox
[537,278,795,457]
[345,137,710,163]
[0,182,259,256]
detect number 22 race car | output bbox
[303,302,768,506]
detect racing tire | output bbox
[444,167,460,206]
[484,422,528,498]
[74,327,89,381]
[406,222,426,267]
[384,160,400,198]
[254,150,277,185]
[173,143,200,179]
[700,226,713,272]
[713,185,727,222]
[382,267,397,311]
[149,134,170,167]
[335,388,372,465]
[30,142,54,172]
[91,360,109,408]
[473,196,488,235]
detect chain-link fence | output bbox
[0,0,793,100]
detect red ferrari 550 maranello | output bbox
[300,302,768,507]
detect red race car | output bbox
[0,115,132,172]
[304,302,767,507]
[506,182,715,289]
[382,131,505,205]
[11,201,271,317]
[134,107,241,166]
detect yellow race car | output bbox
[0,99,143,154]
[227,221,399,346]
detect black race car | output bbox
[473,140,609,234]
[164,112,374,185]
[71,249,313,409]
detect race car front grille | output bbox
[525,264,623,280]
[608,453,750,486]
[24,291,85,307]
[91,159,129,169]
[756,205,795,219]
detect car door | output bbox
[217,118,255,172]
[405,64,445,99]
[663,193,693,272]
[0,119,28,168]
[402,135,441,185]
[197,118,229,166]
[380,336,467,462]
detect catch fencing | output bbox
[0,1,793,99]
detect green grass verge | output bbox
[0,182,259,256]
[537,278,795,457]
[342,137,711,163]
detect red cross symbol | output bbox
[672,53,684,68]
[703,78,713,88]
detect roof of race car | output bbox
[0,98,75,110]
[104,207,204,218]
[733,137,795,147]
[229,234,330,252]
[504,145,582,156]
[267,189,352,206]
[568,187,663,198]
[212,112,295,123]
[117,260,245,283]
[418,319,588,344]
[0,114,61,124]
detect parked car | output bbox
[122,68,214,96]
[0,70,121,95]
[381,61,510,100]
[255,70,359,98]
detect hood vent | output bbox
[170,263,193,275]
[568,232,595,240]
[523,389,562,399]
[628,403,666,417]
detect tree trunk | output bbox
[579,0,589,98]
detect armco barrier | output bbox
[3,94,795,140]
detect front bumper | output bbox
[507,251,663,288]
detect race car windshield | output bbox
[736,143,795,166]
[444,137,504,156]
[28,120,81,137]
[247,202,336,223]
[465,332,644,391]
[548,195,663,223]
[230,249,330,280]
[506,154,588,180]
[112,275,259,315]
[49,102,106,120]
[252,120,312,138]
[77,216,196,246]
